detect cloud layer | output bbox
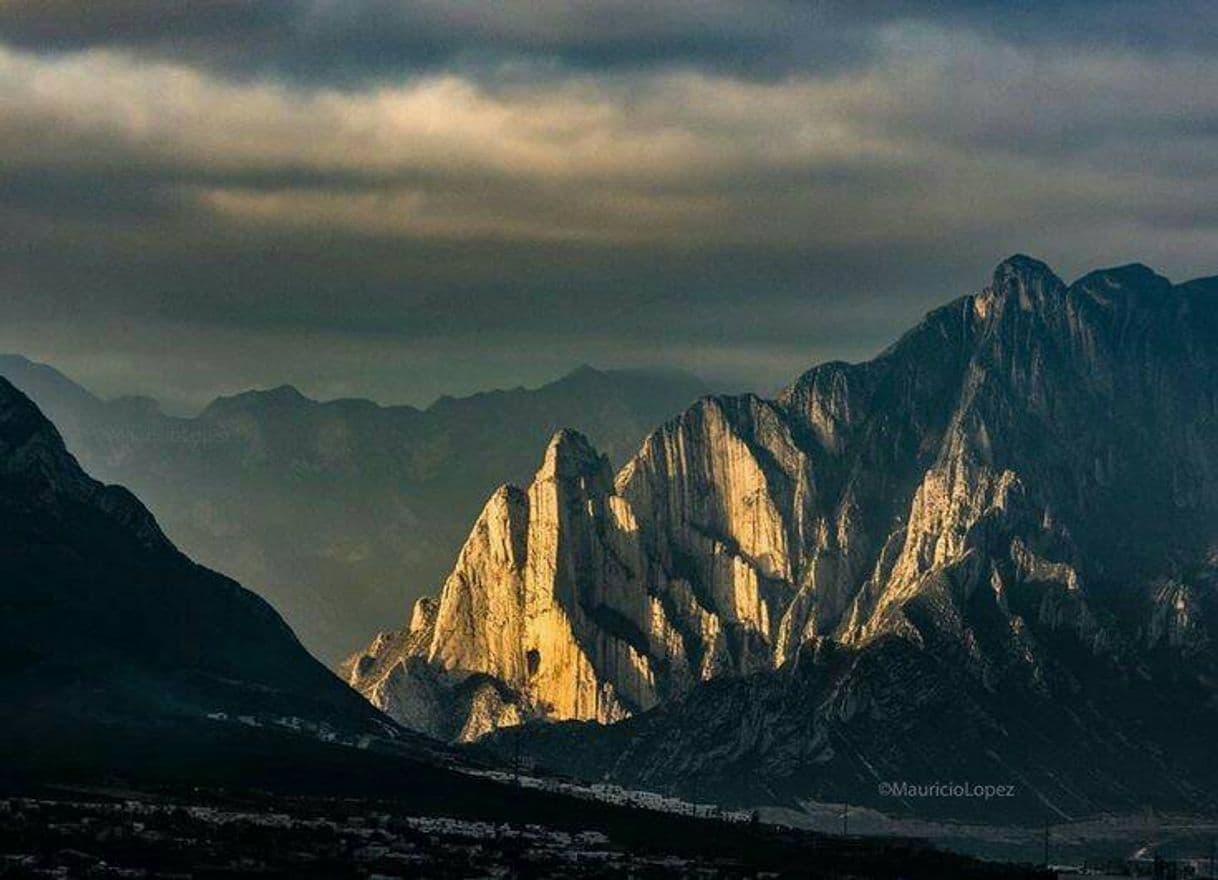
[1,3,1216,408]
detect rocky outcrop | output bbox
[348,253,1218,809]
[346,431,658,737]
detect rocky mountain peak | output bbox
[349,255,1218,820]
[991,252,1062,292]
[0,378,101,500]
[1072,262,1173,304]
[0,379,174,554]
[201,383,312,419]
[538,428,613,488]
[971,253,1066,323]
[0,372,62,448]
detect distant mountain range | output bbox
[346,256,1218,820]
[0,358,707,663]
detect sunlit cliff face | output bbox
[345,257,1218,764]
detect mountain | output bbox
[0,379,1046,878]
[346,256,1218,819]
[0,358,707,663]
[0,376,395,757]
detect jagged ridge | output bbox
[346,256,1218,816]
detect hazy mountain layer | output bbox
[347,256,1218,818]
[0,360,706,663]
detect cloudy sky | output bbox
[1,1,1216,411]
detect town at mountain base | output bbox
[346,255,1218,818]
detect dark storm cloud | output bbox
[929,0,1218,56]
[0,1,293,61]
[4,1,1215,86]
[0,0,869,83]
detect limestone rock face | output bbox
[349,254,1218,787]
[348,431,655,737]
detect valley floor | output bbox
[0,786,1051,879]
[0,793,710,878]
